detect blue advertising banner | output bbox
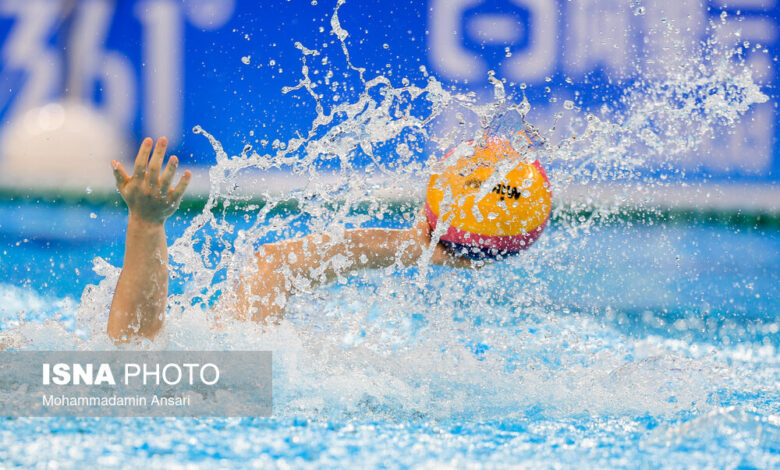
[0,0,776,187]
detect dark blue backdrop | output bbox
[0,0,776,182]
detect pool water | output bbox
[1,0,778,465]
[0,200,777,468]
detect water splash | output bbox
[5,2,772,424]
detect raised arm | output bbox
[107,140,473,337]
[107,137,191,343]
[229,216,476,323]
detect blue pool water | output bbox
[0,199,778,468]
[1,0,777,465]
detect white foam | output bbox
[0,6,771,421]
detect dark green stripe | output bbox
[1,188,777,228]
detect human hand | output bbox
[414,207,480,269]
[111,137,191,225]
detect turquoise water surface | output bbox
[0,199,777,468]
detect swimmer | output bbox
[107,137,475,343]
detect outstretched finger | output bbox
[111,161,130,188]
[133,138,153,179]
[147,137,168,186]
[159,155,178,193]
[170,170,192,202]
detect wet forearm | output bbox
[107,214,169,342]
[339,228,422,269]
[237,223,473,323]
[234,228,421,322]
[284,228,422,281]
